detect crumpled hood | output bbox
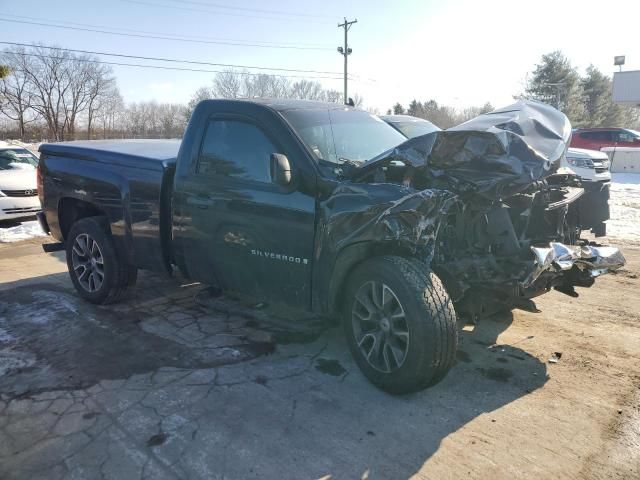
[357,100,572,199]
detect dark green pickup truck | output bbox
[37,98,624,393]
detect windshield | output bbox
[281,108,406,164]
[0,148,39,170]
[388,120,441,139]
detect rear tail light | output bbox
[37,161,44,205]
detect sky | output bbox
[1,0,639,113]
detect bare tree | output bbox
[212,70,242,98]
[191,69,357,110]
[63,55,93,138]
[244,73,290,98]
[290,80,325,100]
[158,103,187,138]
[120,101,187,138]
[0,48,34,138]
[186,86,214,121]
[19,46,74,140]
[95,88,124,138]
[0,45,116,140]
[85,64,116,139]
[322,89,342,103]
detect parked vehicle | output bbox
[563,148,611,182]
[0,145,41,221]
[570,127,640,151]
[561,148,611,236]
[37,99,625,394]
[379,114,441,138]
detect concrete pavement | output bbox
[0,240,638,479]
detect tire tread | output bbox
[344,255,458,394]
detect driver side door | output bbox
[177,116,317,307]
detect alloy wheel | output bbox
[71,233,105,292]
[351,281,410,373]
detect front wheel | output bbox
[65,216,137,304]
[344,256,458,394]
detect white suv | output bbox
[0,145,41,221]
[562,148,611,182]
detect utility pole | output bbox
[337,18,357,105]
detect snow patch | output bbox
[2,290,80,326]
[0,348,36,377]
[0,220,46,243]
[608,173,640,242]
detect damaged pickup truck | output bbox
[37,99,625,394]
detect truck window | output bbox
[197,119,275,182]
[281,108,406,164]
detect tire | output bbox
[343,256,458,394]
[65,216,137,304]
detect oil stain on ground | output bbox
[315,358,347,376]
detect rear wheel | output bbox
[344,256,458,394]
[65,217,137,304]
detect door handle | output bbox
[187,197,213,209]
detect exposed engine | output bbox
[346,100,625,320]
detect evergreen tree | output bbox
[392,102,404,114]
[407,99,423,118]
[524,51,585,125]
[581,65,611,126]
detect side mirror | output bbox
[270,153,292,186]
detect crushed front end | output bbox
[350,100,625,320]
[429,186,625,319]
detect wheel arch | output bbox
[326,241,425,317]
[58,197,109,241]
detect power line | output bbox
[0,42,344,76]
[0,17,333,50]
[8,51,345,81]
[122,0,333,24]
[164,0,335,19]
[0,13,332,48]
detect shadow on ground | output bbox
[0,270,548,479]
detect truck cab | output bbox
[171,99,407,309]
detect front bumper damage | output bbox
[338,100,624,317]
[525,242,626,288]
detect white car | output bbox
[560,147,611,237]
[0,146,41,221]
[562,147,611,182]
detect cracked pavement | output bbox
[0,241,639,479]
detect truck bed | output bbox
[39,140,180,171]
[39,140,180,273]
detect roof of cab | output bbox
[199,97,358,112]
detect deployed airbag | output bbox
[357,100,572,199]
